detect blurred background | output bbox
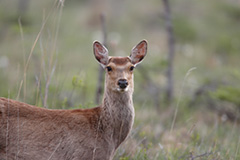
[0,0,240,159]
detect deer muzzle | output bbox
[118,79,128,89]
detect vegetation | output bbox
[0,0,240,159]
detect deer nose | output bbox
[118,79,128,89]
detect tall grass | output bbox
[170,67,197,134]
[16,0,65,108]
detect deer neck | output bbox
[101,87,135,147]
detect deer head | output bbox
[93,40,147,93]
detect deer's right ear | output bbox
[93,41,109,67]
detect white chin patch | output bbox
[117,87,128,92]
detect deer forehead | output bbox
[108,57,132,68]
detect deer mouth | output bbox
[117,86,129,92]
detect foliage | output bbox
[72,75,84,88]
[211,86,240,107]
[220,3,240,20]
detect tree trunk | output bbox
[162,0,175,103]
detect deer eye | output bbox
[130,66,135,71]
[106,66,112,72]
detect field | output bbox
[0,0,240,159]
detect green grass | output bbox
[0,0,240,159]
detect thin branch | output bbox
[16,80,23,101]
[95,13,107,104]
[44,61,57,108]
[178,152,212,160]
[235,135,240,159]
[190,152,212,160]
[18,17,26,101]
[47,139,62,160]
[6,93,10,159]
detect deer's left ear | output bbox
[130,40,147,66]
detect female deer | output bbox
[0,40,147,160]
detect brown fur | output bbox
[108,57,131,66]
[0,40,147,160]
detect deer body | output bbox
[0,40,147,160]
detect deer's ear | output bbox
[93,41,109,67]
[130,40,147,66]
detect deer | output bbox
[0,40,147,160]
